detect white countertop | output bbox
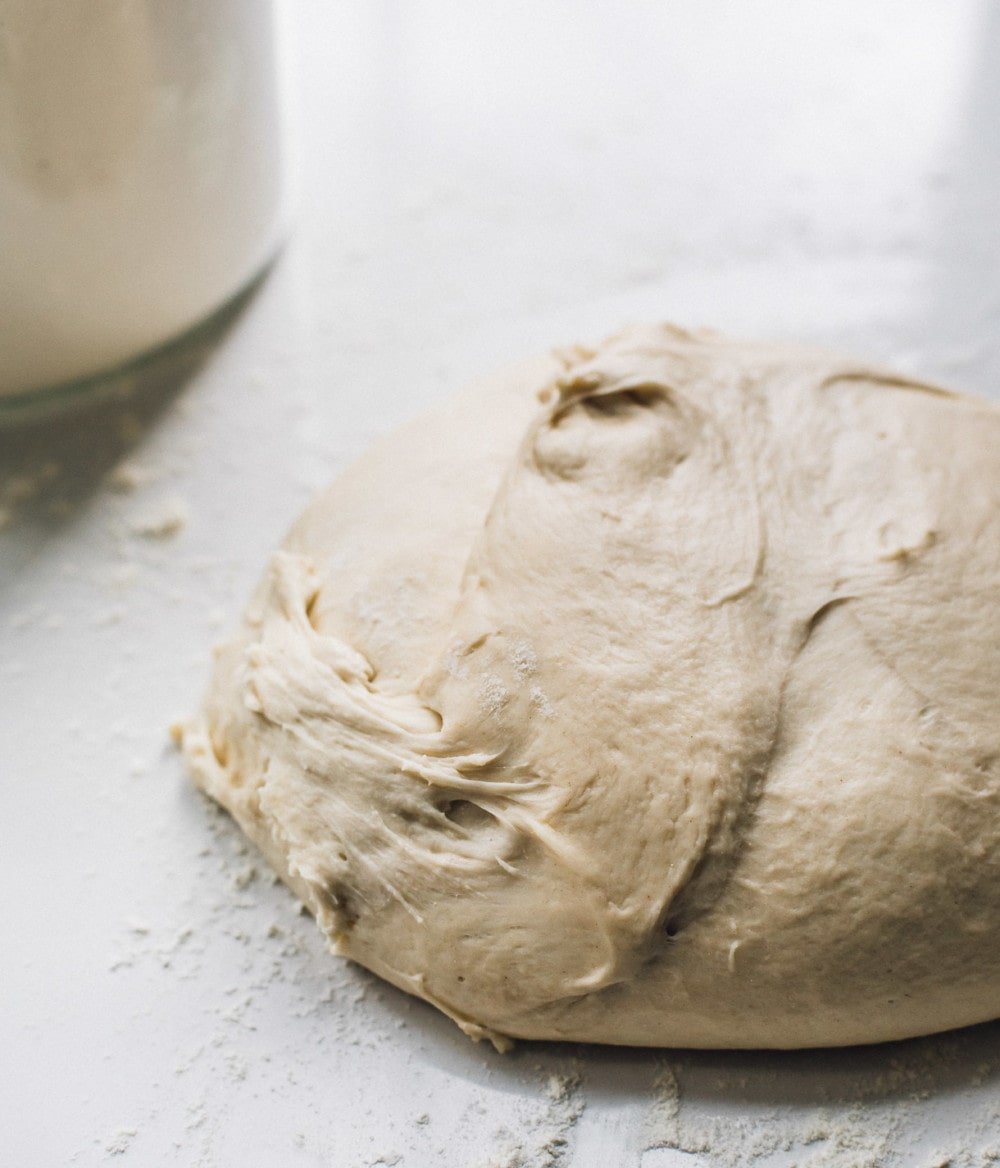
[4,2,1000,1165]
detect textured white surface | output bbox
[2,2,1000,1165]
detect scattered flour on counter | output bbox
[475,1073,584,1168]
[642,1066,681,1150]
[642,1091,899,1167]
[640,1040,1000,1168]
[85,751,1000,1168]
[93,797,427,1165]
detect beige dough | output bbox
[182,324,1000,1049]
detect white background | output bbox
[3,2,1000,1165]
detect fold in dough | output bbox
[182,324,1000,1049]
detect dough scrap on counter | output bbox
[182,324,1000,1049]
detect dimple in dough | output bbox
[182,324,1000,1050]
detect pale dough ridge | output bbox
[183,324,1000,1049]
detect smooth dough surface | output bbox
[183,324,1000,1049]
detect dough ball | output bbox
[182,324,1000,1049]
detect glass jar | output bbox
[0,0,289,410]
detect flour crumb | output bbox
[529,685,554,718]
[544,1073,576,1103]
[478,675,511,717]
[643,1065,681,1149]
[474,1072,582,1168]
[511,641,538,679]
[225,1052,249,1082]
[130,495,188,539]
[108,459,157,493]
[104,1127,137,1156]
[232,864,258,890]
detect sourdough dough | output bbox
[182,325,1000,1049]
